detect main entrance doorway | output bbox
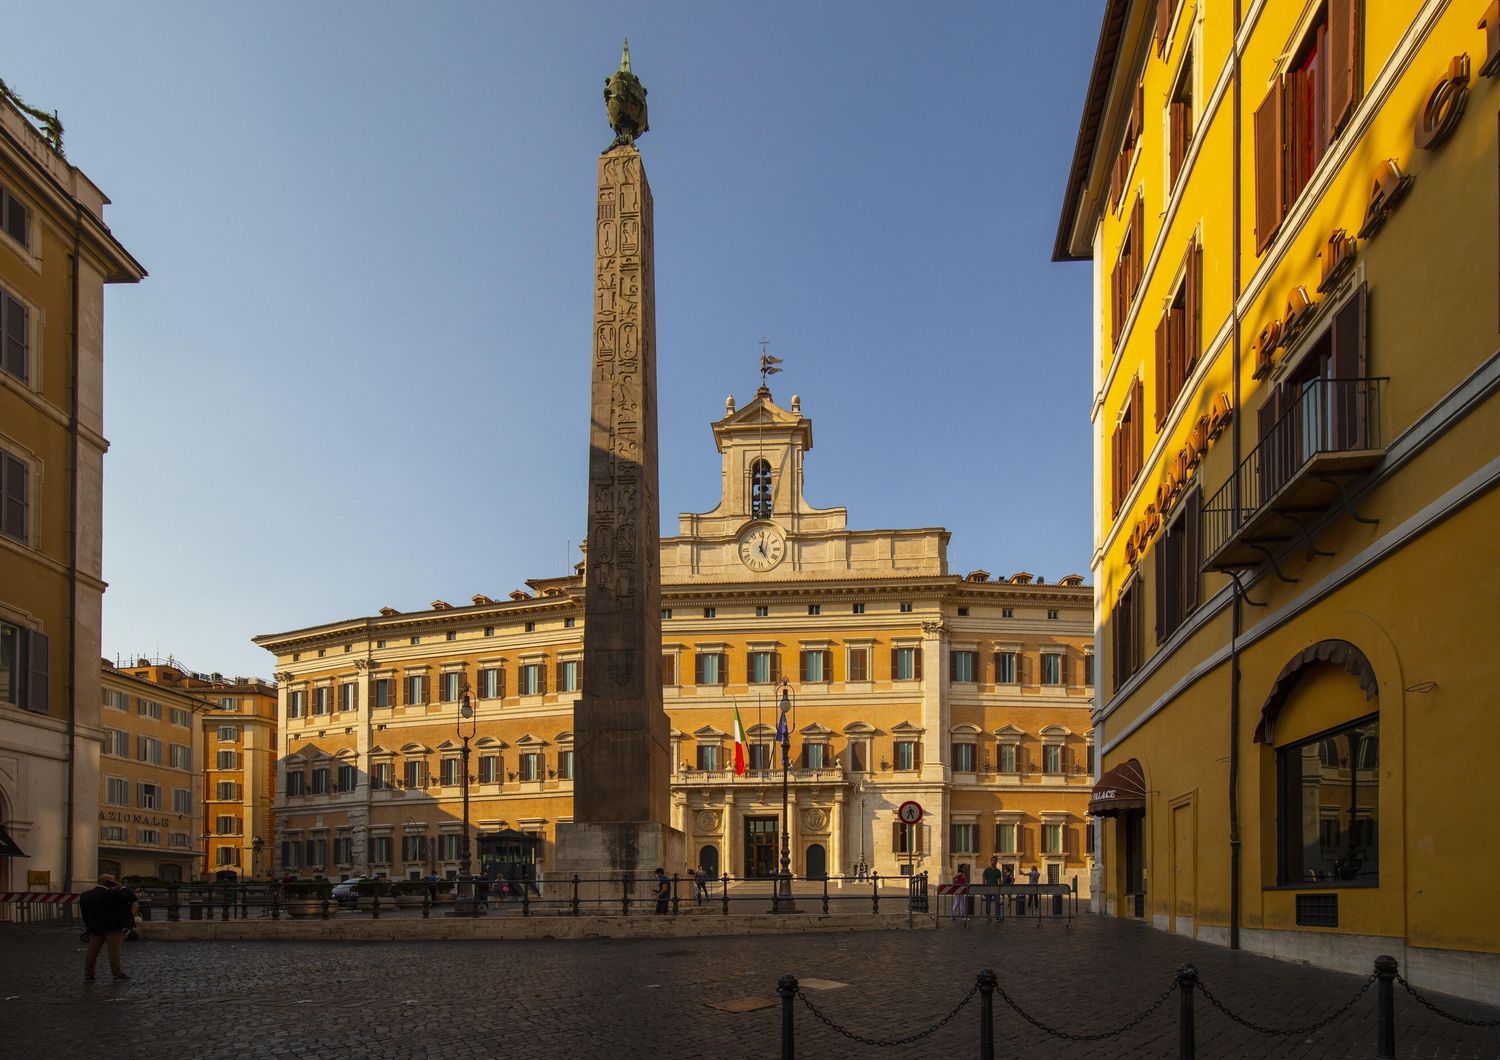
[744,816,778,878]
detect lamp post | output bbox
[252,836,264,880]
[774,679,799,913]
[449,687,485,916]
[854,783,868,880]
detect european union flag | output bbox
[775,707,789,746]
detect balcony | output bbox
[1203,377,1387,571]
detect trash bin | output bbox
[189,899,204,921]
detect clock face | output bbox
[738,524,787,572]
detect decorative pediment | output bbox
[799,722,834,738]
[333,748,357,760]
[515,733,548,748]
[400,742,432,755]
[842,721,876,735]
[555,731,574,745]
[475,736,507,750]
[1039,724,1073,737]
[890,720,925,736]
[692,724,727,739]
[950,723,982,736]
[368,744,394,758]
[994,724,1027,739]
[1059,574,1086,587]
[747,723,776,737]
[436,739,463,752]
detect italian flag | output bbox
[733,704,748,776]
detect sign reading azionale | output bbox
[99,810,171,828]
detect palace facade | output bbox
[257,391,1097,891]
[0,85,144,894]
[1055,0,1499,1002]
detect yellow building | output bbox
[98,663,206,882]
[0,83,144,894]
[256,390,1097,892]
[106,660,279,880]
[1055,0,1499,1002]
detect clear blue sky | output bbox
[8,1,1102,678]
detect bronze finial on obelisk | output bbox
[557,43,680,883]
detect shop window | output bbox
[1277,714,1379,884]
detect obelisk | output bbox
[555,42,680,883]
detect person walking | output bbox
[949,867,968,921]
[1001,864,1017,917]
[653,866,671,915]
[694,864,709,906]
[981,857,1001,921]
[1026,864,1041,912]
[80,875,132,982]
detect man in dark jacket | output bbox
[80,875,132,981]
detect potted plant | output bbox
[281,879,332,917]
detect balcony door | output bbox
[744,816,779,878]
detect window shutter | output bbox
[2,452,26,541]
[890,646,899,679]
[1327,0,1359,133]
[948,651,958,682]
[1111,428,1122,516]
[1131,79,1144,144]
[1331,283,1368,448]
[1155,0,1172,52]
[799,651,807,682]
[21,629,46,713]
[694,653,704,684]
[1168,304,1186,407]
[771,652,781,683]
[1154,313,1170,430]
[914,649,923,681]
[1130,197,1144,302]
[1131,377,1145,480]
[1185,488,1202,612]
[1154,543,1167,644]
[539,662,548,695]
[892,821,901,853]
[747,651,755,683]
[1186,239,1202,368]
[1254,80,1286,253]
[1109,150,1125,210]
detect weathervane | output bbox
[758,338,783,392]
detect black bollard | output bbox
[1175,964,1198,1060]
[1375,955,1398,1059]
[321,896,331,920]
[722,872,730,916]
[871,871,880,914]
[167,884,180,923]
[522,883,531,917]
[978,969,998,1060]
[672,873,680,916]
[778,974,798,1059]
[571,874,580,917]
[422,894,431,919]
[372,890,381,919]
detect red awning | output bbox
[1089,758,1146,816]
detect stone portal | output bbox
[555,46,681,884]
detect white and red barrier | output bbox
[0,892,78,903]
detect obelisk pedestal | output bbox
[554,72,681,895]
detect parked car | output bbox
[331,878,367,908]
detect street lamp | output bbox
[448,686,485,917]
[853,783,868,880]
[774,678,799,913]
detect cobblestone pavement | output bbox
[2,914,1496,1059]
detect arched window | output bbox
[751,460,773,518]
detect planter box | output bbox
[392,895,425,910]
[284,900,325,918]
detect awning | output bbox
[1254,639,1378,744]
[1089,758,1146,816]
[0,825,26,858]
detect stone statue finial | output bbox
[604,39,649,151]
[726,395,736,415]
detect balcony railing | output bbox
[1203,377,1387,571]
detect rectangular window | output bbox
[696,744,720,771]
[892,646,921,681]
[371,762,392,790]
[1168,49,1195,188]
[951,823,978,854]
[402,834,426,862]
[660,654,676,686]
[1041,654,1063,686]
[1,184,31,249]
[218,725,237,742]
[104,728,129,757]
[440,672,461,703]
[899,602,913,613]
[1110,196,1145,349]
[404,760,426,789]
[748,743,771,770]
[337,763,358,792]
[216,781,239,801]
[1156,488,1202,643]
[440,758,461,786]
[1,291,29,386]
[217,697,239,712]
[807,604,821,616]
[288,690,304,718]
[284,771,306,796]
[747,650,778,684]
[446,631,456,642]
[137,736,162,765]
[340,683,358,711]
[1278,715,1379,884]
[661,609,672,621]
[520,752,542,782]
[995,823,1017,854]
[106,776,128,805]
[803,743,826,769]
[949,650,977,683]
[998,744,1018,774]
[848,740,867,772]
[169,707,191,727]
[847,647,869,682]
[217,750,239,770]
[137,783,161,810]
[894,740,918,771]
[1112,577,1144,690]
[216,815,240,836]
[372,678,392,707]
[994,651,1018,684]
[102,826,128,842]
[334,836,353,864]
[169,743,192,770]
[558,749,574,780]
[695,651,726,685]
[1042,824,1064,855]
[403,675,425,704]
[173,787,192,815]
[559,659,580,692]
[952,742,976,773]
[311,766,331,795]
[312,687,331,715]
[799,649,829,683]
[478,755,500,784]
[703,607,716,619]
[440,833,462,861]
[1109,76,1143,209]
[139,829,161,846]
[1155,240,1203,429]
[518,662,546,696]
[104,689,130,711]
[1111,377,1145,517]
[1043,745,1063,775]
[138,698,162,720]
[1002,607,1015,619]
[369,836,392,864]
[479,667,503,699]
[895,821,923,854]
[216,846,240,866]
[305,837,328,868]
[1084,655,1095,687]
[852,603,865,615]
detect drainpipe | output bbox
[1227,0,1244,951]
[63,212,81,896]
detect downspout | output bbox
[63,211,81,895]
[1228,0,1244,951]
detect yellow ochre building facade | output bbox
[256,391,1098,893]
[1056,0,1499,1002]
